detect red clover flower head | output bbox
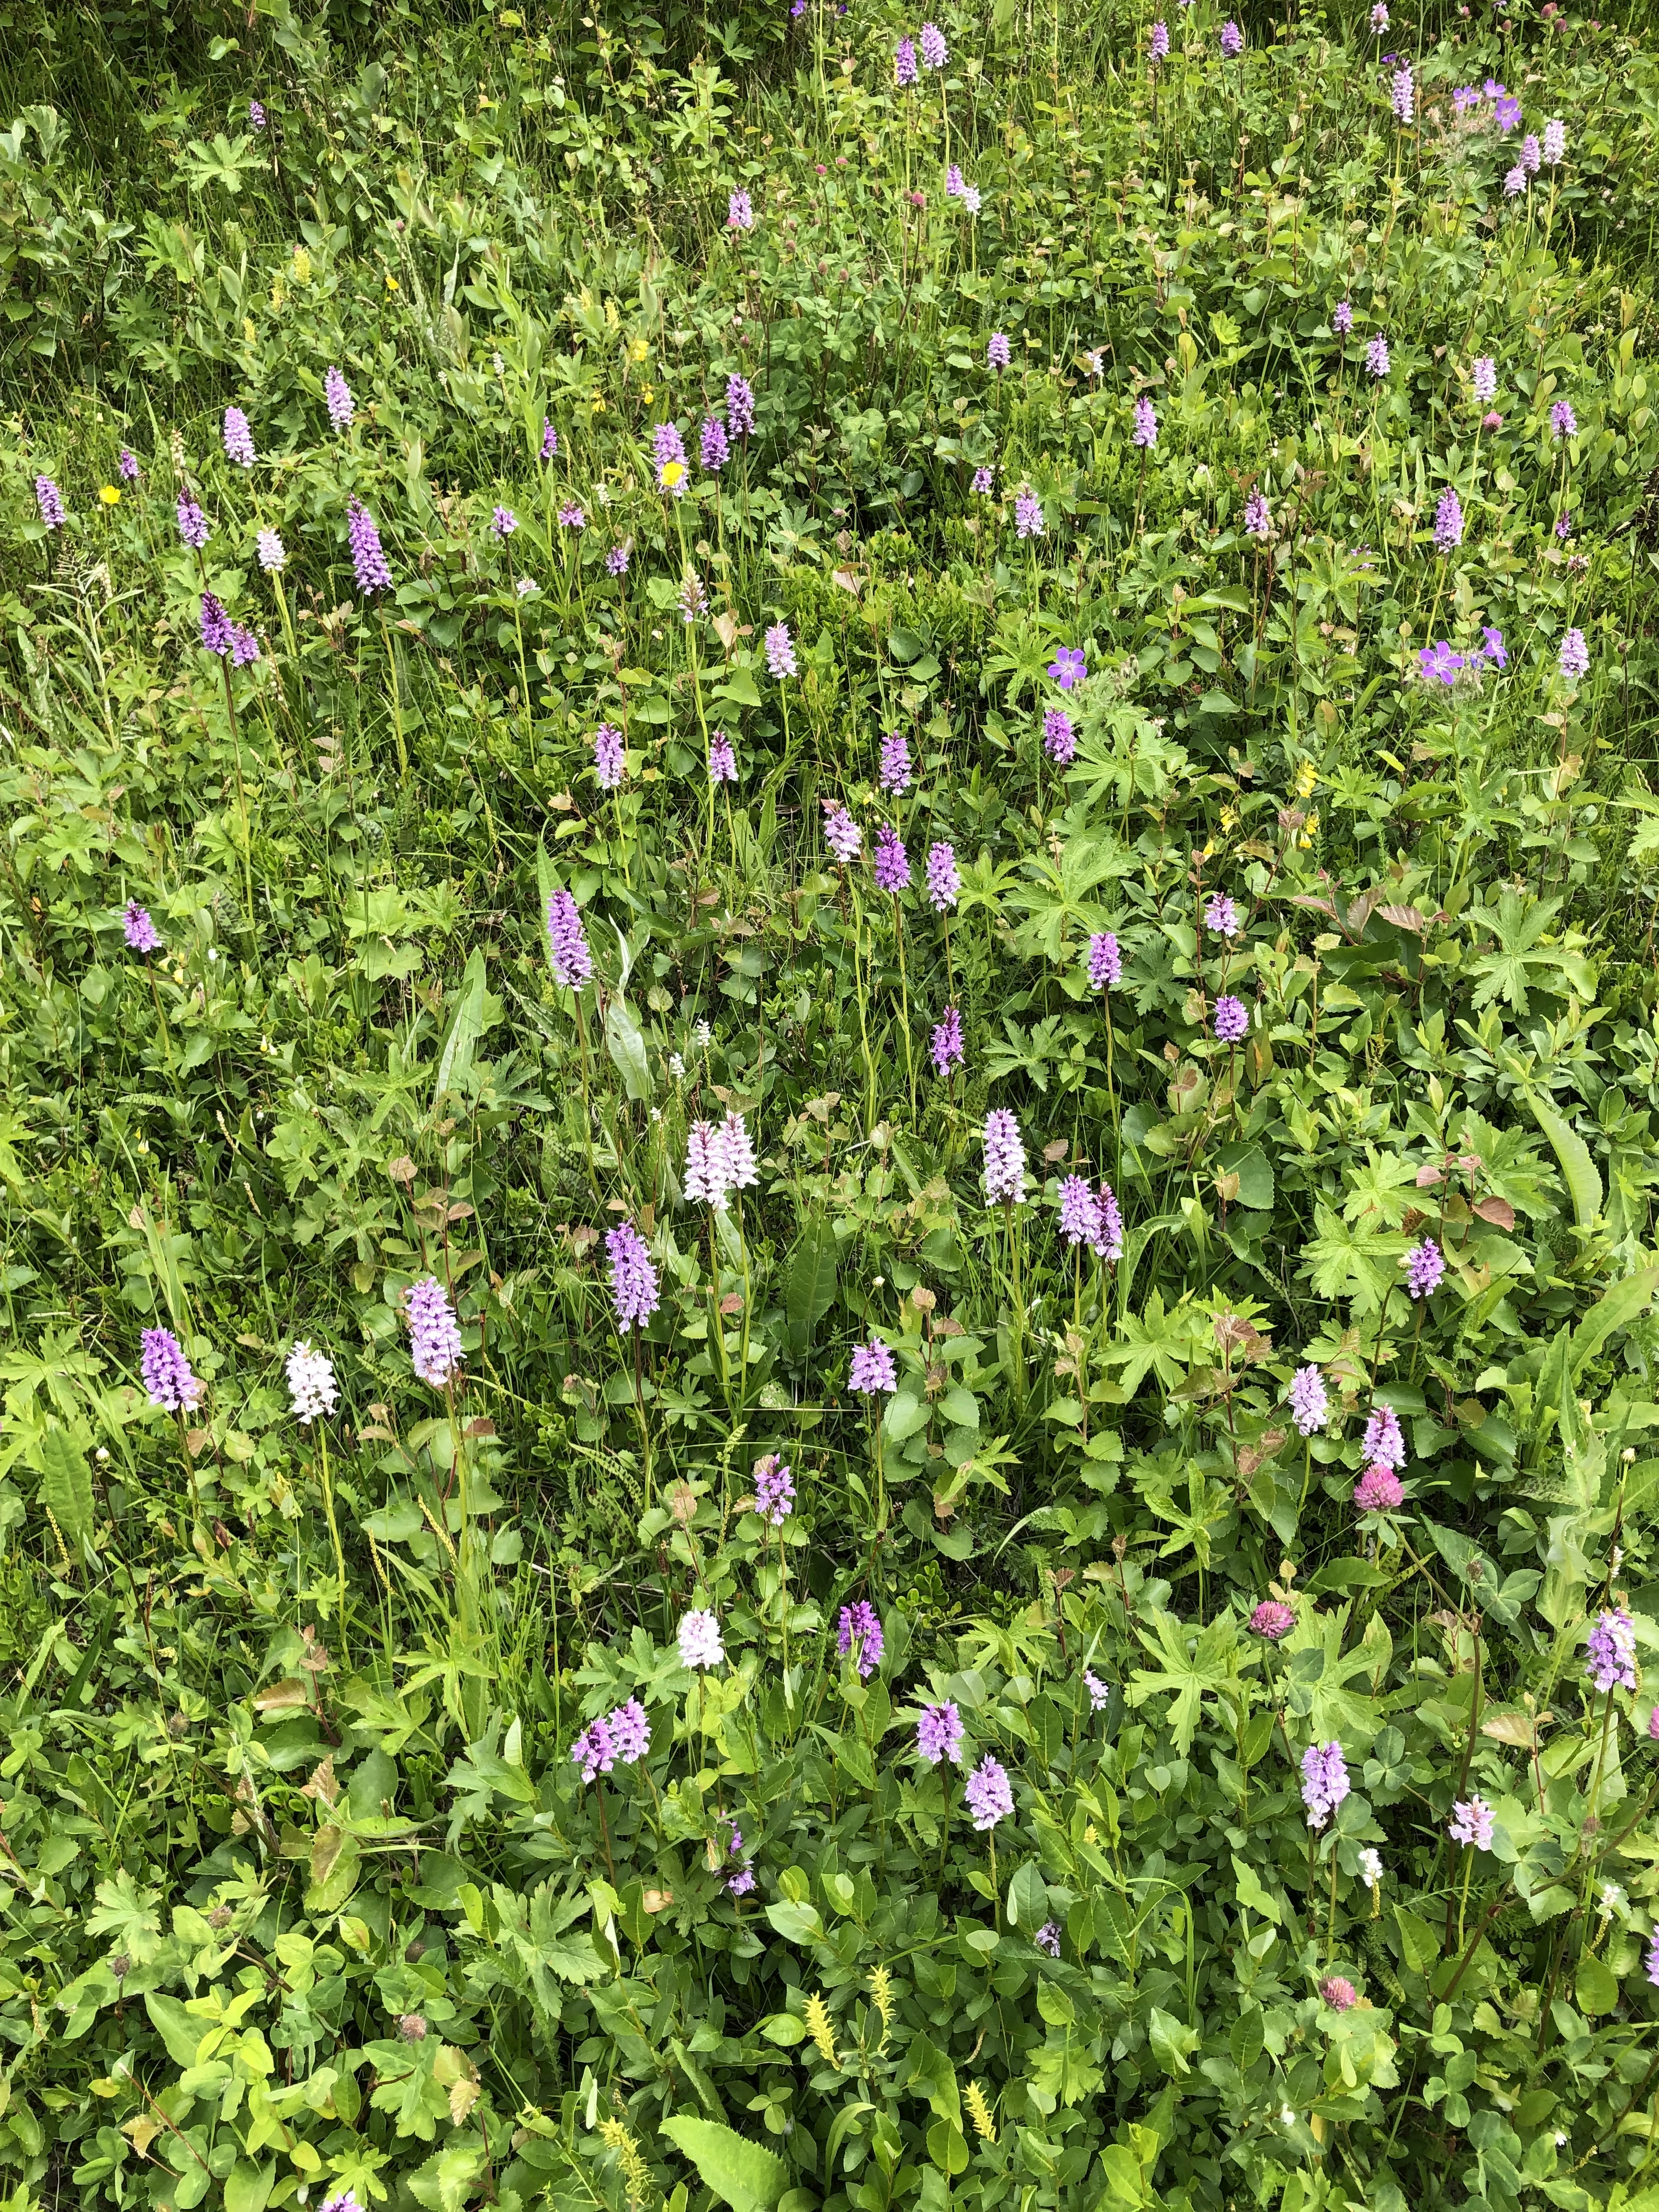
[925,842,960,910]
[983,1108,1026,1205]
[346,497,392,594]
[1014,487,1044,538]
[545,888,592,989]
[1250,1599,1295,1641]
[838,1600,883,1679]
[405,1276,463,1388]
[765,621,797,678]
[35,475,66,528]
[709,731,738,784]
[1132,396,1158,447]
[1588,1606,1638,1692]
[223,407,255,467]
[123,901,162,953]
[726,374,756,436]
[1320,1975,1359,2012]
[965,1755,1013,1830]
[1363,1403,1406,1469]
[879,731,912,793]
[140,1327,204,1412]
[606,1222,660,1329]
[848,1340,898,1394]
[1288,1363,1329,1435]
[1300,1740,1350,1830]
[919,20,947,65]
[1213,994,1249,1042]
[593,723,626,789]
[1087,931,1121,988]
[700,415,730,471]
[177,494,210,550]
[753,1455,795,1525]
[1405,1237,1444,1298]
[324,366,354,430]
[1449,1796,1496,1849]
[1560,627,1589,680]
[931,1006,964,1075]
[727,188,754,229]
[873,822,910,893]
[1354,1463,1404,1513]
[1043,707,1075,763]
[917,1701,963,1765]
[987,331,1012,370]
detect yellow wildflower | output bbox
[629,337,650,363]
[659,458,685,492]
[868,1966,893,2048]
[98,486,120,505]
[385,273,399,291]
[1294,759,1318,798]
[965,2082,996,2141]
[641,384,656,404]
[292,244,312,284]
[591,393,608,413]
[271,275,286,313]
[597,2119,652,2208]
[803,1991,839,2070]
[1297,810,1319,850]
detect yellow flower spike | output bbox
[271,275,285,313]
[292,245,311,284]
[965,2082,997,2142]
[868,1966,893,2048]
[804,1991,839,2070]
[98,486,120,506]
[1294,759,1318,798]
[597,2119,651,2209]
[590,394,608,413]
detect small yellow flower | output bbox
[1294,759,1318,798]
[659,458,685,491]
[965,2082,997,2142]
[641,384,656,404]
[590,394,608,413]
[629,337,650,363]
[597,2119,651,2209]
[385,273,399,291]
[98,486,121,505]
[1297,810,1320,850]
[1200,839,1216,860]
[803,1991,839,2070]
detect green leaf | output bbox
[1391,1904,1440,1976]
[783,1216,838,1357]
[32,1420,94,1547]
[763,1899,825,1945]
[224,2163,276,2212]
[434,949,487,1105]
[144,1990,205,2068]
[407,2143,486,2212]
[603,995,651,1101]
[658,2118,787,2212]
[1526,1093,1602,1230]
[1147,2007,1197,2075]
[1006,1860,1049,1928]
[1576,1952,1620,2016]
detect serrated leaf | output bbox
[783,1216,838,1356]
[659,2118,787,2212]
[434,948,486,1107]
[1526,1093,1602,1231]
[32,1420,94,1547]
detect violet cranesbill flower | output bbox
[223,407,255,467]
[1049,645,1086,690]
[727,374,756,436]
[1087,931,1121,988]
[1472,355,1498,403]
[1093,1182,1124,1262]
[347,498,392,594]
[931,1007,964,1075]
[1482,625,1507,668]
[727,189,754,230]
[1213,995,1248,1042]
[838,1600,883,1679]
[1434,489,1464,552]
[200,592,234,656]
[1560,628,1590,680]
[753,1455,795,1524]
[1551,399,1578,438]
[1132,396,1158,448]
[1244,488,1271,538]
[988,331,1012,370]
[823,803,861,863]
[1220,18,1243,52]
[140,1327,204,1412]
[1363,1403,1406,1469]
[965,1756,1013,1830]
[1288,1364,1329,1436]
[873,823,910,893]
[545,888,592,990]
[709,731,738,784]
[571,1714,616,1782]
[1204,892,1239,937]
[1043,708,1075,763]
[895,35,918,82]
[1588,1606,1638,1693]
[609,1698,650,1763]
[848,1340,898,1395]
[123,902,162,953]
[1405,1238,1444,1299]
[1420,640,1465,684]
[1354,1464,1404,1513]
[983,1108,1026,1204]
[917,1701,964,1765]
[919,20,947,65]
[1250,1599,1295,1641]
[324,365,354,430]
[1366,335,1391,377]
[925,842,960,911]
[700,416,730,472]
[765,622,797,678]
[1494,89,1521,130]
[1448,1796,1496,1850]
[606,1222,659,1329]
[879,731,912,793]
[406,1276,463,1387]
[1015,488,1045,539]
[1300,1740,1350,1830]
[593,723,626,789]
[177,494,210,550]
[35,475,66,528]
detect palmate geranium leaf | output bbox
[1126,1609,1242,1754]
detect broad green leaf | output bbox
[1006,1860,1049,1928]
[31,1420,94,1547]
[783,1216,838,1356]
[603,995,651,1101]
[1526,1093,1602,1230]
[658,2118,787,2212]
[145,1990,205,2068]
[433,948,486,1105]
[1576,1953,1619,2016]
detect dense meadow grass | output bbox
[10,0,1659,2208]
